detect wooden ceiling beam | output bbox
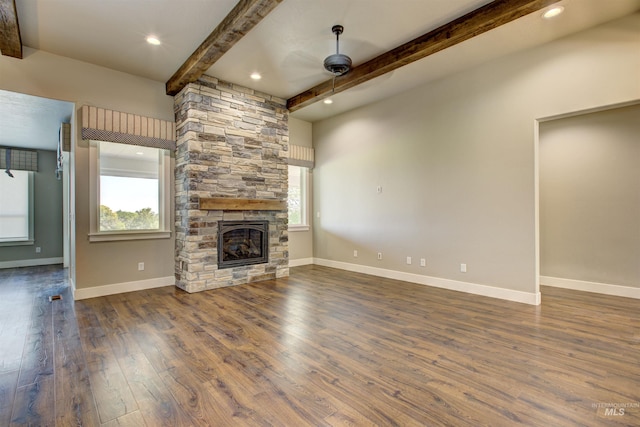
[0,0,22,58]
[166,0,283,96]
[287,0,559,112]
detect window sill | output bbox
[288,225,310,232]
[0,239,34,247]
[89,231,171,242]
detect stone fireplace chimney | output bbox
[174,76,289,293]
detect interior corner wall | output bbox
[0,47,175,291]
[0,150,63,265]
[288,117,314,262]
[540,104,640,288]
[312,14,640,296]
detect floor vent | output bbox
[49,295,62,302]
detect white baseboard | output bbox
[540,276,640,299]
[314,258,540,305]
[289,257,314,267]
[0,257,64,269]
[74,276,175,300]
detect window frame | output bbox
[0,170,34,247]
[88,140,171,242]
[288,165,310,232]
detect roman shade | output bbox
[81,105,176,150]
[288,144,314,168]
[0,147,38,172]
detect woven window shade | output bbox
[288,145,314,168]
[81,105,176,150]
[0,147,38,172]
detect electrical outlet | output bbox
[35,247,41,253]
[406,256,412,265]
[420,258,426,267]
[377,252,383,260]
[460,263,467,273]
[138,262,145,271]
[353,250,358,257]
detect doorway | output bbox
[537,103,640,298]
[0,89,75,283]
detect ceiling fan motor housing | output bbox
[324,54,352,76]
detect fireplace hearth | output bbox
[218,221,268,269]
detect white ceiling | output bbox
[3,0,640,150]
[0,89,73,150]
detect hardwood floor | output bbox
[0,264,638,426]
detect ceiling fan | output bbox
[324,25,352,76]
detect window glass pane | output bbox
[98,141,161,231]
[0,170,29,241]
[288,165,304,226]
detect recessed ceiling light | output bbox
[324,99,333,105]
[136,151,144,155]
[146,36,161,45]
[542,6,564,19]
[250,72,262,80]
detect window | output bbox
[89,141,170,241]
[0,170,34,245]
[288,165,309,231]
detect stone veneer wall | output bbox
[174,76,289,293]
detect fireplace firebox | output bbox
[218,221,268,269]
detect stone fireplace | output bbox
[174,76,289,293]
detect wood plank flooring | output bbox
[0,264,638,426]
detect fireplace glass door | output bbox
[218,221,268,269]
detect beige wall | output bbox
[540,104,640,288]
[288,117,314,261]
[312,14,640,296]
[0,48,175,290]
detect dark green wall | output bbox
[0,150,64,265]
